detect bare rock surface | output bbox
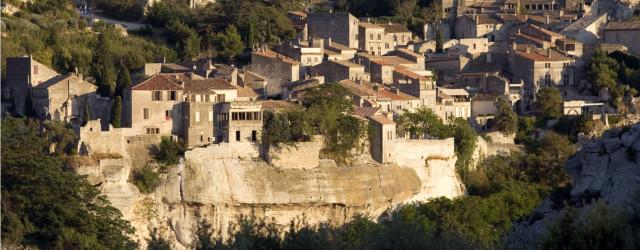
[506,124,640,249]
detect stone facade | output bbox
[31,74,97,125]
[604,21,640,55]
[358,23,386,55]
[4,56,59,115]
[311,60,369,82]
[266,140,322,170]
[307,12,359,49]
[247,49,301,97]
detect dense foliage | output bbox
[534,87,563,120]
[262,110,311,146]
[588,49,640,109]
[491,97,518,135]
[1,117,136,249]
[133,165,162,194]
[1,1,176,85]
[93,0,144,21]
[152,136,186,165]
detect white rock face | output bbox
[73,140,463,249]
[506,124,640,249]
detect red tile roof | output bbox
[237,86,259,98]
[253,49,300,65]
[184,78,236,93]
[351,106,380,118]
[132,74,183,91]
[370,115,395,125]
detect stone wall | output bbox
[388,138,455,168]
[125,135,162,169]
[78,119,126,157]
[266,140,322,170]
[184,141,260,161]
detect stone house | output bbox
[369,115,396,163]
[181,78,238,148]
[470,93,501,128]
[311,60,369,82]
[31,73,97,125]
[508,45,575,109]
[339,79,422,114]
[128,74,185,136]
[246,48,300,97]
[381,23,413,49]
[455,14,524,42]
[392,67,437,107]
[434,87,471,121]
[358,22,386,55]
[604,21,640,55]
[324,40,358,61]
[560,13,608,45]
[307,12,360,49]
[563,100,605,117]
[273,42,324,77]
[4,56,58,115]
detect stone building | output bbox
[31,73,97,125]
[307,12,359,49]
[246,48,300,97]
[4,56,59,115]
[128,74,185,136]
[181,78,238,148]
[381,23,413,48]
[311,60,369,82]
[358,22,386,55]
[604,21,640,55]
[339,79,422,114]
[369,115,396,163]
[434,87,471,121]
[215,101,262,143]
[273,42,324,77]
[392,66,437,106]
[455,14,524,42]
[508,45,575,109]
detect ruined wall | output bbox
[78,119,126,156]
[266,140,322,169]
[185,142,260,160]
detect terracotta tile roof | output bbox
[351,106,380,118]
[394,66,428,80]
[605,21,640,31]
[381,23,411,33]
[333,60,364,68]
[381,56,415,66]
[439,87,469,97]
[253,49,300,65]
[360,22,384,29]
[237,86,258,98]
[132,74,183,91]
[183,78,236,93]
[513,47,572,62]
[370,115,395,125]
[340,79,417,100]
[396,48,425,58]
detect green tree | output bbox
[396,107,449,138]
[215,25,245,63]
[147,228,172,250]
[302,84,353,135]
[82,101,92,125]
[166,19,201,61]
[535,88,563,120]
[153,136,185,165]
[492,97,517,135]
[111,96,122,128]
[451,117,477,174]
[435,28,444,53]
[94,0,144,21]
[1,117,137,249]
[94,28,118,97]
[116,62,132,97]
[133,165,161,194]
[525,132,575,187]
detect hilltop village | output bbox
[2,0,640,248]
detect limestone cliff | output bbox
[73,137,463,249]
[506,125,640,249]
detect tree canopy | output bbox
[535,87,563,120]
[1,117,136,249]
[491,97,518,135]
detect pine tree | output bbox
[111,96,122,128]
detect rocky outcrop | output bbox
[506,125,640,249]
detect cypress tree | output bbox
[111,96,122,128]
[435,28,444,53]
[116,62,131,97]
[82,102,92,126]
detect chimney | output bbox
[328,37,332,46]
[547,48,551,58]
[526,46,531,53]
[545,15,550,25]
[473,15,478,23]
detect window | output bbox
[544,74,551,86]
[143,108,149,120]
[387,130,393,140]
[377,34,382,40]
[239,112,246,120]
[235,131,241,141]
[370,34,373,40]
[545,63,551,68]
[205,95,210,102]
[232,112,238,120]
[208,111,213,122]
[473,44,477,50]
[169,91,177,101]
[165,110,172,120]
[563,74,569,85]
[217,94,225,102]
[385,43,389,49]
[33,65,39,74]
[195,112,200,122]
[146,128,160,134]
[152,91,162,101]
[200,134,204,142]
[251,130,257,141]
